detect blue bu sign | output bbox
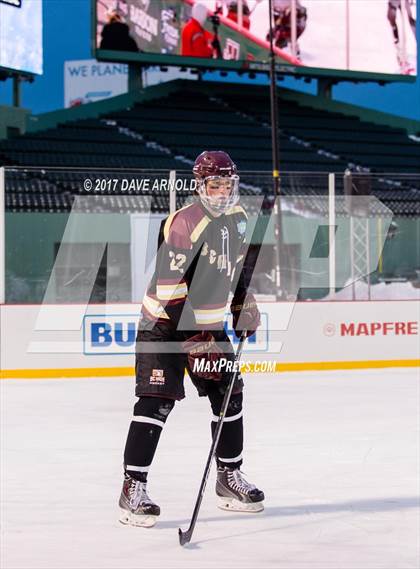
[83,313,269,355]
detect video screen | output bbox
[0,0,43,74]
[95,0,417,77]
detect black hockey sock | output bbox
[124,396,175,482]
[409,17,416,38]
[208,390,243,470]
[388,6,399,42]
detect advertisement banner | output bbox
[1,301,418,378]
[64,59,128,108]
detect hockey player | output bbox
[119,151,264,527]
[267,0,307,57]
[387,0,417,72]
[388,0,416,43]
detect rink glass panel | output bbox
[2,167,419,304]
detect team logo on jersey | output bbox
[150,369,165,385]
[217,254,231,274]
[200,242,217,264]
[237,221,246,235]
[220,227,232,276]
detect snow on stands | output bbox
[324,279,420,301]
[1,368,419,569]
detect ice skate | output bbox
[394,41,413,74]
[395,40,404,65]
[118,473,160,527]
[216,466,264,512]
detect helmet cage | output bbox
[197,174,240,214]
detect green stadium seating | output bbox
[0,82,419,215]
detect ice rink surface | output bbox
[1,367,419,569]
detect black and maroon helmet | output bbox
[192,150,240,214]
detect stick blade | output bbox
[178,527,192,546]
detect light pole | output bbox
[268,0,285,299]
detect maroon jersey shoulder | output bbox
[163,202,210,249]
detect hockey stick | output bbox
[178,330,248,546]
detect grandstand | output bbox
[1,80,419,216]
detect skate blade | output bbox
[119,509,158,528]
[217,497,264,513]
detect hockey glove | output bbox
[182,331,224,380]
[231,292,261,338]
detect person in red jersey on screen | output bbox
[118,151,264,528]
[181,3,215,58]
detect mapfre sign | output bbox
[340,321,418,336]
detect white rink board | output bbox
[1,300,419,376]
